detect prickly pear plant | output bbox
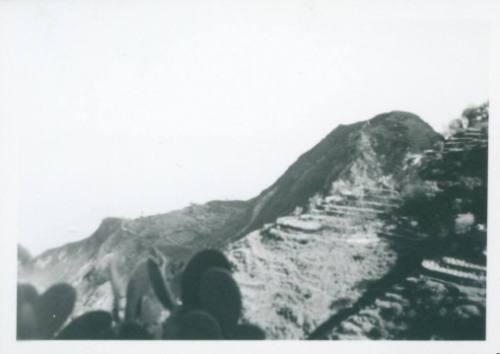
[147,258,177,311]
[35,283,76,338]
[17,302,38,339]
[17,283,39,339]
[176,310,223,340]
[108,255,125,322]
[78,248,266,340]
[112,253,171,339]
[125,261,152,322]
[199,267,242,337]
[137,294,165,339]
[154,249,267,340]
[17,282,77,339]
[137,296,154,324]
[181,249,231,308]
[231,323,266,340]
[162,307,185,339]
[57,311,113,340]
[17,283,38,307]
[17,248,266,340]
[118,321,153,340]
[124,247,169,322]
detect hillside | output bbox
[245,111,440,231]
[225,113,442,338]
[224,105,487,339]
[18,201,252,315]
[311,103,488,340]
[18,111,442,318]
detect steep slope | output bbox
[312,103,488,340]
[225,113,442,338]
[18,111,441,319]
[244,112,440,232]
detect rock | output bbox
[452,304,482,320]
[374,299,392,309]
[384,292,406,304]
[405,277,419,285]
[380,302,403,319]
[339,321,363,335]
[448,303,486,340]
[417,279,448,295]
[413,279,449,307]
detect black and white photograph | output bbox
[1,0,499,352]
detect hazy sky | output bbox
[0,0,491,255]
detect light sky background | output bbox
[0,0,491,255]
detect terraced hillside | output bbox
[318,255,486,340]
[226,128,430,338]
[313,103,488,340]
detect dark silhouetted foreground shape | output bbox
[17,283,76,339]
[17,249,265,340]
[57,311,113,339]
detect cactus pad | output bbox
[181,249,231,308]
[177,310,223,340]
[118,321,153,340]
[125,261,150,321]
[147,258,176,311]
[231,323,266,340]
[17,302,38,339]
[199,267,242,336]
[57,311,113,339]
[17,283,38,307]
[35,283,76,338]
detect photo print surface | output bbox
[4,0,491,342]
